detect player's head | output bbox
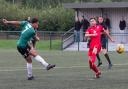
[89,18,97,26]
[98,16,104,23]
[31,17,39,29]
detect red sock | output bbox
[92,63,99,73]
[89,60,92,69]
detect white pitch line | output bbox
[0,63,128,72]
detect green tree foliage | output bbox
[0,0,74,31]
[1,0,128,31]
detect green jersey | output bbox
[17,21,35,48]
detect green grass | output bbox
[0,39,61,50]
[0,50,128,89]
[0,40,17,49]
[36,40,61,50]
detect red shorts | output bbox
[88,44,101,56]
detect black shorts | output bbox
[101,38,107,49]
[17,45,31,58]
[30,36,37,48]
[87,40,91,48]
[31,39,36,47]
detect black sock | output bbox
[96,54,102,63]
[104,53,112,64]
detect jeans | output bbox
[74,30,80,42]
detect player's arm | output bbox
[3,19,20,25]
[103,28,109,34]
[35,34,40,41]
[103,29,114,42]
[84,31,96,42]
[85,32,97,37]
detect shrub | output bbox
[0,0,75,31]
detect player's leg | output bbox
[96,53,102,67]
[88,57,93,69]
[90,53,99,73]
[25,56,34,80]
[17,46,34,80]
[89,47,101,78]
[102,38,112,69]
[29,49,55,70]
[102,48,112,69]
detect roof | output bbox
[63,2,128,9]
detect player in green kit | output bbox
[3,18,56,80]
[25,17,40,49]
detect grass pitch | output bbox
[0,49,128,89]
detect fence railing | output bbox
[0,31,65,50]
[61,27,75,50]
[0,31,128,51]
[0,29,76,50]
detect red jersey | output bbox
[86,25,104,48]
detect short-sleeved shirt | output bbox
[86,25,104,48]
[86,25,104,55]
[17,21,35,48]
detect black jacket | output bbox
[75,20,82,31]
[119,20,126,30]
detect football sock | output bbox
[34,55,49,68]
[27,63,32,77]
[104,53,112,64]
[96,54,102,63]
[89,60,93,69]
[92,63,99,73]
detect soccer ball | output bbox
[116,44,125,54]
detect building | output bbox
[63,2,128,43]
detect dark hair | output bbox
[24,18,28,21]
[98,16,104,19]
[98,16,105,23]
[31,18,38,23]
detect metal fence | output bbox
[61,27,75,49]
[0,31,64,50]
[0,31,128,51]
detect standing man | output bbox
[119,17,126,43]
[74,18,82,42]
[81,16,90,42]
[97,16,112,69]
[3,18,55,80]
[85,18,114,78]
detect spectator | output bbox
[119,17,126,43]
[119,18,126,30]
[80,16,90,41]
[104,13,111,30]
[74,18,82,42]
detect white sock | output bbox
[27,63,32,77]
[34,55,49,68]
